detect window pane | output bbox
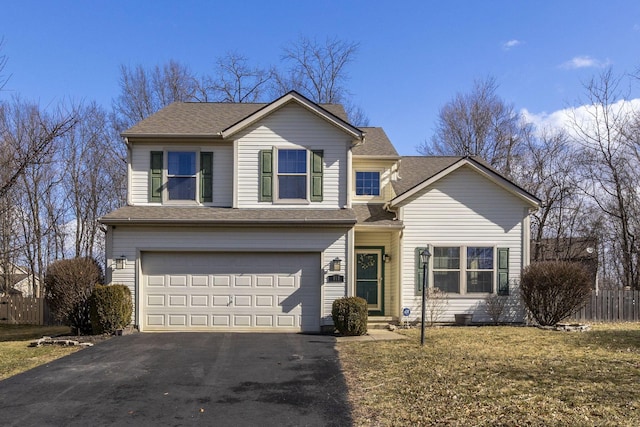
[168,152,196,175]
[467,247,493,270]
[355,171,380,196]
[168,177,196,200]
[434,271,460,293]
[433,247,460,269]
[467,271,493,293]
[278,150,306,173]
[279,175,306,199]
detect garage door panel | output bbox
[234,276,252,287]
[168,276,187,287]
[190,295,208,306]
[191,275,209,287]
[212,276,231,287]
[148,276,165,287]
[141,252,320,332]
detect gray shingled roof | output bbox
[392,156,465,195]
[353,127,399,158]
[100,206,357,226]
[353,204,401,227]
[122,102,349,137]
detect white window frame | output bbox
[274,147,310,204]
[353,168,384,201]
[164,149,200,205]
[429,244,497,296]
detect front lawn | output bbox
[338,323,640,426]
[0,324,78,380]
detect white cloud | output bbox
[560,55,610,70]
[521,98,640,139]
[502,39,522,50]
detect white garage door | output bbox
[141,252,321,332]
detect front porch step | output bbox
[368,316,396,329]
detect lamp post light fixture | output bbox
[420,248,431,347]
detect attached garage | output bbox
[140,252,321,332]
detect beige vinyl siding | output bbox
[399,166,529,323]
[129,141,233,207]
[235,103,350,208]
[108,225,348,327]
[351,159,397,203]
[355,231,398,317]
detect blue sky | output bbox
[2,0,640,155]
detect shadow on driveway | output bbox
[0,333,352,426]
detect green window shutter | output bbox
[497,247,509,295]
[149,151,163,203]
[200,152,213,203]
[415,247,428,295]
[259,150,273,202]
[310,150,323,202]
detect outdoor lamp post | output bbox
[420,248,431,346]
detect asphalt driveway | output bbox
[0,333,352,426]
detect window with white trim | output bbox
[416,245,507,295]
[149,150,213,203]
[277,149,307,199]
[167,151,196,200]
[355,171,380,196]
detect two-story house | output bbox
[100,91,539,332]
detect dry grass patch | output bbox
[339,324,640,426]
[0,324,79,380]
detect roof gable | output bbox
[220,91,363,140]
[122,91,362,140]
[352,127,400,158]
[390,156,540,208]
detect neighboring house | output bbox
[532,237,599,289]
[100,91,540,332]
[0,264,41,297]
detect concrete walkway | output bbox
[335,329,408,342]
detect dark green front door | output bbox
[356,249,382,315]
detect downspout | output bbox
[125,137,132,206]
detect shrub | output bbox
[89,284,133,335]
[485,294,508,325]
[520,261,592,326]
[332,297,368,336]
[44,257,103,335]
[425,288,449,326]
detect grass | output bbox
[0,324,79,381]
[338,323,640,426]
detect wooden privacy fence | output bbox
[0,296,45,325]
[571,289,639,322]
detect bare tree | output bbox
[111,60,198,132]
[198,52,271,103]
[0,98,76,199]
[0,36,9,92]
[570,69,640,288]
[272,37,358,103]
[420,76,528,178]
[0,98,76,294]
[63,102,123,260]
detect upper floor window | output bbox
[149,151,213,204]
[259,148,323,203]
[355,171,380,196]
[278,149,307,199]
[167,152,196,200]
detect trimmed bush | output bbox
[520,261,592,326]
[44,257,103,335]
[89,284,133,335]
[332,296,368,336]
